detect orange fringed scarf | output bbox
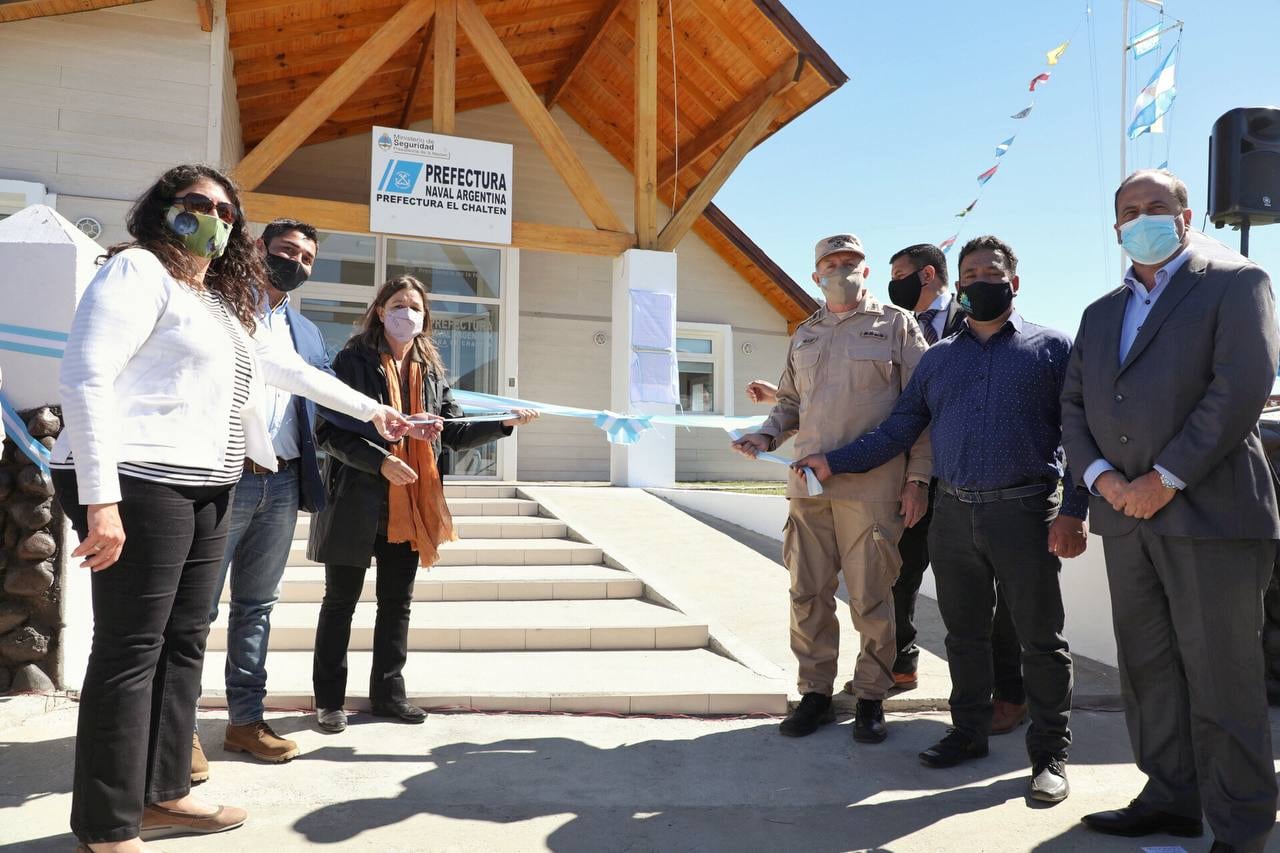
[381,352,456,566]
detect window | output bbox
[310,232,377,287]
[675,323,733,415]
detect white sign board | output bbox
[370,126,513,245]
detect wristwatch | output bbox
[1158,472,1179,490]
[907,479,929,489]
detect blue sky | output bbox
[714,0,1280,333]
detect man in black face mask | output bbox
[794,235,1087,805]
[885,245,1027,734]
[191,218,327,777]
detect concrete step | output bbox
[198,649,787,715]
[443,483,517,499]
[286,538,603,568]
[292,499,542,539]
[207,599,708,652]
[292,515,566,543]
[218,565,643,603]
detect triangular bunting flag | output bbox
[939,235,958,253]
[1046,41,1069,66]
[995,136,1015,157]
[1157,160,1169,169]
[977,165,998,186]
[1029,72,1051,92]
[1137,0,1162,8]
[956,199,977,218]
[1011,105,1033,119]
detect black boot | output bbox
[851,699,887,743]
[779,692,835,737]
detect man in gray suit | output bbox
[1061,168,1280,853]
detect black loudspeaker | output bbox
[1208,106,1280,228]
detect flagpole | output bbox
[1120,0,1129,183]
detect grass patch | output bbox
[676,480,787,496]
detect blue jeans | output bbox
[206,463,299,726]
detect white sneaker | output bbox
[317,708,347,733]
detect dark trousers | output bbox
[893,484,1026,704]
[928,489,1073,761]
[1104,526,1277,850]
[54,471,231,843]
[312,537,419,709]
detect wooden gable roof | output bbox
[228,0,841,324]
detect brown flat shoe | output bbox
[991,699,1028,735]
[141,803,247,838]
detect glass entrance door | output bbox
[296,230,508,478]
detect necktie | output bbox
[917,309,940,345]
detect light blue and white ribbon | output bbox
[0,322,67,360]
[727,429,824,497]
[0,391,51,476]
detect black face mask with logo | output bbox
[265,252,309,293]
[888,270,924,311]
[957,280,1014,322]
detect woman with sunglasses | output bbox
[50,164,412,852]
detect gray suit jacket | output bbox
[1060,233,1280,539]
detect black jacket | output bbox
[306,343,510,567]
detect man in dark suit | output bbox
[193,219,330,776]
[883,244,1026,733]
[1061,169,1280,853]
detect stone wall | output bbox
[0,406,63,694]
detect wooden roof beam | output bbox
[196,0,212,32]
[240,191,635,256]
[234,0,437,191]
[634,0,658,249]
[432,0,456,134]
[0,0,146,22]
[657,54,800,188]
[456,0,626,233]
[398,20,434,128]
[544,0,626,109]
[656,75,796,253]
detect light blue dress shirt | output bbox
[923,291,951,340]
[1082,248,1192,493]
[260,294,301,461]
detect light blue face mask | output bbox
[1119,214,1183,265]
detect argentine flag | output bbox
[1128,47,1177,140]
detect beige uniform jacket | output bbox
[758,295,932,501]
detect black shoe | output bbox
[1208,843,1239,853]
[370,699,428,724]
[1080,799,1203,838]
[1028,756,1069,803]
[779,692,834,738]
[918,728,989,768]
[851,699,887,743]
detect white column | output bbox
[610,248,677,487]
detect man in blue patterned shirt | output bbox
[795,235,1088,805]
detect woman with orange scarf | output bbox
[307,275,535,730]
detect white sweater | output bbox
[52,247,380,504]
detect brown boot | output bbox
[223,720,299,762]
[191,731,209,784]
[991,699,1028,735]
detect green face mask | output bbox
[165,205,232,259]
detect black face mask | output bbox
[957,280,1014,322]
[888,270,924,311]
[264,252,309,293]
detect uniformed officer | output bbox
[733,233,931,742]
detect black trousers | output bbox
[54,471,231,844]
[893,483,1026,704]
[312,537,419,709]
[1104,526,1277,850]
[928,489,1073,761]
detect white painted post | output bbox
[610,248,677,487]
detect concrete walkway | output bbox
[4,696,1280,852]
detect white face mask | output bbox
[818,264,866,306]
[384,306,424,342]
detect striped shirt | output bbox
[54,290,253,488]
